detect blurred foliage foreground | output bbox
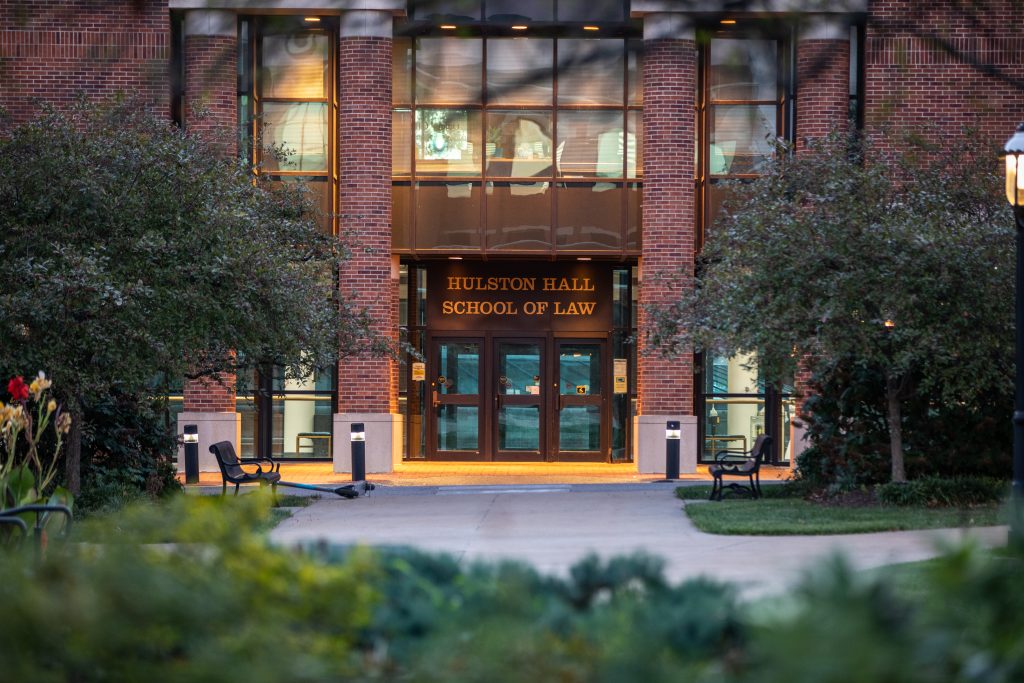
[1,493,1022,683]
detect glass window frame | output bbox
[251,15,338,236]
[696,26,794,466]
[392,23,642,258]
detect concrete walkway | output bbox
[270,484,1007,597]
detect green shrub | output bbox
[1,493,379,682]
[799,356,1011,492]
[876,476,1008,507]
[77,392,181,515]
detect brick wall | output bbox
[183,34,236,155]
[337,35,397,414]
[182,21,237,412]
[793,36,849,405]
[865,0,1024,149]
[183,376,236,413]
[796,39,850,149]
[0,0,169,122]
[637,38,697,416]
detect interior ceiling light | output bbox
[720,19,737,25]
[448,256,463,260]
[303,16,321,23]
[577,257,592,261]
[441,24,457,29]
[583,25,600,31]
[511,25,528,30]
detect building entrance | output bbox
[428,335,608,461]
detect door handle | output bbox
[432,390,439,409]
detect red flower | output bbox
[7,376,29,401]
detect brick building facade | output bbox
[3,0,1021,474]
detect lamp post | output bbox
[1004,122,1024,546]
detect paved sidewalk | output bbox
[270,484,1007,597]
[182,461,794,488]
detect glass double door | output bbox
[429,336,607,461]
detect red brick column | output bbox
[184,13,237,156]
[796,20,851,150]
[180,10,239,470]
[636,14,698,473]
[334,10,400,474]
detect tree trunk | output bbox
[65,405,82,495]
[886,374,906,483]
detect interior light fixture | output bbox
[577,257,592,261]
[441,24,457,29]
[448,256,463,260]
[720,19,737,25]
[511,25,528,30]
[303,16,321,23]
[583,25,600,31]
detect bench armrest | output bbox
[238,457,279,474]
[715,449,752,463]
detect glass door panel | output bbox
[433,340,481,455]
[495,340,544,456]
[555,341,605,458]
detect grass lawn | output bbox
[678,491,1005,535]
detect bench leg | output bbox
[710,475,722,501]
[221,481,227,497]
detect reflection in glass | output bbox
[415,38,483,104]
[438,342,479,394]
[393,37,412,104]
[710,39,778,102]
[415,109,482,176]
[438,405,479,450]
[272,177,330,233]
[261,102,328,172]
[556,110,627,178]
[486,38,553,105]
[498,343,541,394]
[261,33,328,99]
[705,180,739,235]
[626,182,641,250]
[556,182,621,250]
[413,0,481,21]
[557,0,624,21]
[487,0,552,21]
[486,182,552,250]
[626,110,641,178]
[416,181,481,249]
[392,182,411,249]
[559,405,600,451]
[500,406,540,451]
[560,344,602,394]
[627,39,642,105]
[558,39,625,106]
[393,109,412,176]
[485,111,553,177]
[710,104,776,175]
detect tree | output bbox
[648,132,1014,482]
[0,97,388,493]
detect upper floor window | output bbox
[241,16,337,235]
[392,32,641,256]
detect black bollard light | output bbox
[183,424,199,485]
[351,423,366,482]
[664,420,681,481]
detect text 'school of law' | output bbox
[446,277,596,292]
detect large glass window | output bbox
[392,27,641,256]
[253,17,335,234]
[698,30,792,464]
